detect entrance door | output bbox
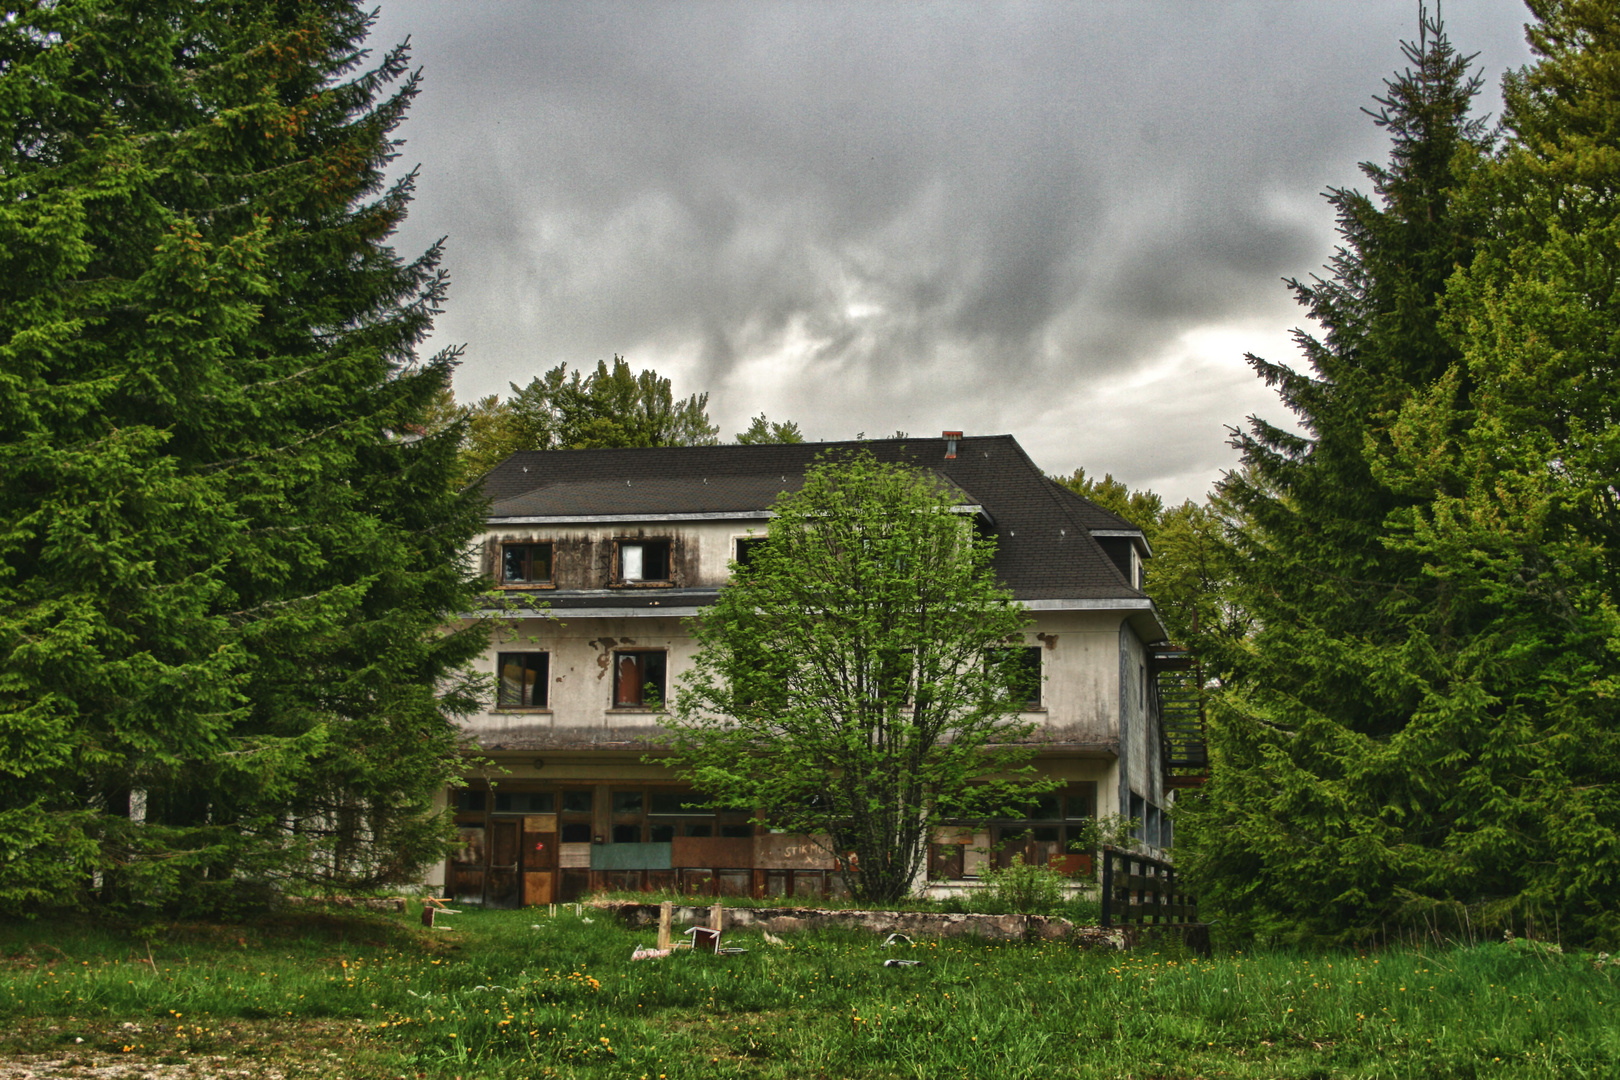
[522,817,557,906]
[485,819,521,908]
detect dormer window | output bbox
[502,542,553,585]
[617,540,670,583]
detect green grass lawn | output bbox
[1,904,1617,1079]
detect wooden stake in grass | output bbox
[711,902,724,934]
[658,901,673,950]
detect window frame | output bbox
[989,644,1044,710]
[733,535,767,572]
[498,541,555,589]
[611,649,668,709]
[613,538,673,586]
[496,651,550,710]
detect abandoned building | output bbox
[435,433,1202,906]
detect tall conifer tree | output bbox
[1364,0,1620,944]
[0,1,487,908]
[1180,12,1492,941]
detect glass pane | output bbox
[684,823,713,838]
[502,546,526,582]
[720,824,752,839]
[498,658,525,708]
[643,542,670,580]
[1031,794,1062,819]
[525,793,555,814]
[621,544,643,581]
[560,822,592,843]
[456,790,486,812]
[612,791,644,815]
[531,544,552,581]
[643,652,667,702]
[562,791,593,814]
[649,824,675,842]
[649,792,685,816]
[1065,785,1095,819]
[612,823,642,843]
[494,792,512,812]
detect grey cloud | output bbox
[375,0,1533,500]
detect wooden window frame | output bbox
[611,649,668,709]
[499,541,555,589]
[612,538,674,587]
[496,651,550,710]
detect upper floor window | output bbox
[734,536,767,571]
[617,540,670,583]
[497,652,549,709]
[502,542,553,585]
[990,645,1044,708]
[614,649,667,708]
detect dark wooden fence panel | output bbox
[1099,845,1197,927]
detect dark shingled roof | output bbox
[480,435,1149,602]
[489,471,977,518]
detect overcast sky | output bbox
[372,1,1534,503]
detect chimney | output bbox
[942,430,962,459]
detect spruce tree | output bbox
[0,1,487,909]
[1179,11,1492,941]
[1364,0,1620,945]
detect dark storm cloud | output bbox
[373,0,1533,500]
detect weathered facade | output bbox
[436,434,1175,906]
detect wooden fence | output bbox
[1098,845,1197,927]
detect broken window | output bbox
[617,540,670,583]
[497,652,549,708]
[734,536,767,571]
[613,650,667,707]
[502,542,553,585]
[990,646,1043,708]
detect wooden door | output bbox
[485,819,521,908]
[522,824,557,907]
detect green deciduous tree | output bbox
[661,451,1048,903]
[1176,11,1501,943]
[0,0,487,911]
[442,357,721,485]
[735,412,805,444]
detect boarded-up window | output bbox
[614,650,667,707]
[497,652,549,708]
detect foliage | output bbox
[975,855,1070,913]
[442,356,721,484]
[2,909,1618,1079]
[1066,813,1143,856]
[0,0,488,911]
[662,450,1049,903]
[1054,468,1165,538]
[735,412,806,444]
[1357,0,1620,946]
[1177,10,1522,944]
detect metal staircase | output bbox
[1151,648,1209,789]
